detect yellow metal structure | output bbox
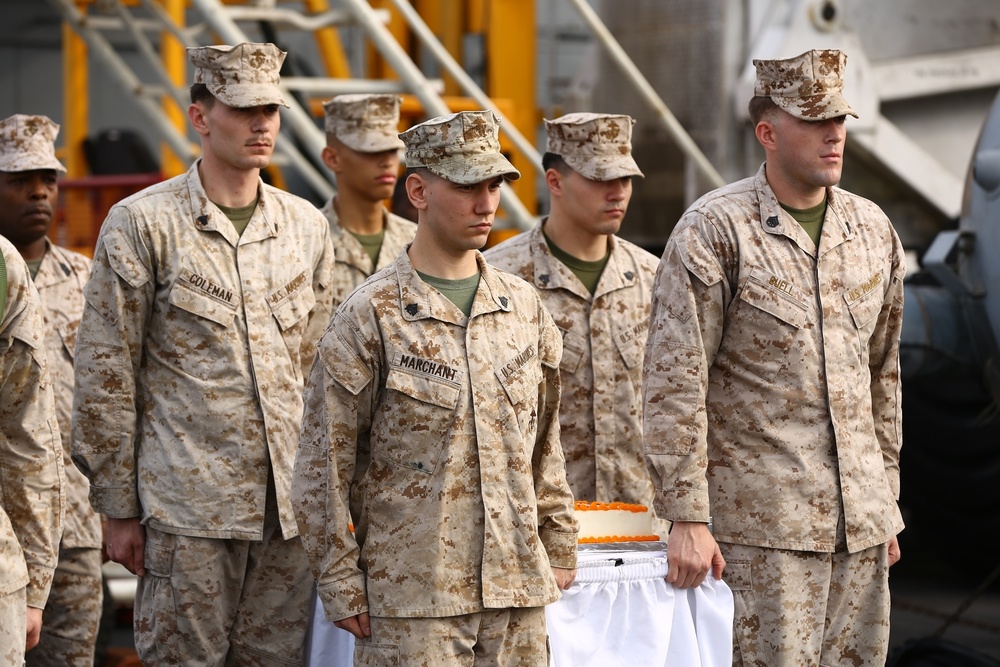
[56,0,542,252]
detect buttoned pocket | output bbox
[382,365,461,474]
[164,277,239,380]
[58,318,80,361]
[559,330,585,375]
[724,560,762,665]
[729,268,811,382]
[354,641,398,666]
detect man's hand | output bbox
[25,606,43,651]
[666,521,725,589]
[335,612,371,639]
[106,517,147,577]
[888,535,901,567]
[552,566,577,590]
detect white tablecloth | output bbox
[305,543,734,667]
[546,542,734,667]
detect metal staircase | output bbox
[47,0,536,226]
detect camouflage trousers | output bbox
[135,515,313,666]
[0,586,26,667]
[721,541,891,667]
[25,545,102,667]
[355,607,549,667]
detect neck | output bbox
[544,213,609,261]
[334,192,385,235]
[407,235,479,280]
[198,156,260,208]
[17,237,48,261]
[764,164,826,209]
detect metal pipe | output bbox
[565,0,725,190]
[114,2,189,108]
[189,0,334,199]
[385,0,543,167]
[281,77,442,96]
[338,0,535,228]
[46,0,198,164]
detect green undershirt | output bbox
[0,248,7,320]
[26,257,43,280]
[416,270,481,317]
[215,197,259,237]
[348,229,385,267]
[780,199,827,247]
[542,230,609,295]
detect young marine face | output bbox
[412,171,503,253]
[768,113,848,196]
[197,101,281,172]
[555,167,633,237]
[323,141,401,203]
[0,169,58,248]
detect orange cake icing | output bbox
[574,501,660,543]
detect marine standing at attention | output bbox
[643,49,904,665]
[0,114,103,667]
[0,235,64,667]
[485,112,660,517]
[294,109,578,666]
[320,93,417,310]
[71,42,334,666]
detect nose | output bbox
[28,175,50,199]
[473,186,500,215]
[607,179,628,201]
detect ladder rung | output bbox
[281,77,444,96]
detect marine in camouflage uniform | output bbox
[0,114,103,667]
[485,113,660,514]
[71,43,334,666]
[319,94,417,310]
[0,235,64,667]
[294,110,578,667]
[643,50,904,666]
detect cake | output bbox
[574,501,660,543]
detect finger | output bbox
[359,613,371,638]
[133,542,146,578]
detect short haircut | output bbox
[748,96,779,126]
[542,152,570,173]
[190,83,216,107]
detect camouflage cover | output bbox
[294,249,578,621]
[485,222,659,507]
[643,164,905,553]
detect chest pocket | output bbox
[728,268,810,382]
[846,287,883,331]
[613,320,647,370]
[738,273,808,330]
[382,366,461,474]
[164,278,239,380]
[559,329,586,375]
[168,279,238,327]
[58,318,81,361]
[268,272,315,332]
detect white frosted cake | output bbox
[574,501,659,543]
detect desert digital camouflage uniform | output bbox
[644,50,904,666]
[72,153,334,662]
[295,249,577,620]
[28,241,103,667]
[0,237,63,667]
[485,224,658,505]
[322,200,416,308]
[644,162,905,548]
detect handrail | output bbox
[338,0,535,229]
[189,0,335,199]
[565,0,725,191]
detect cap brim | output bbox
[772,92,858,121]
[0,155,67,173]
[209,82,288,108]
[564,153,644,181]
[340,132,405,153]
[422,152,520,185]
